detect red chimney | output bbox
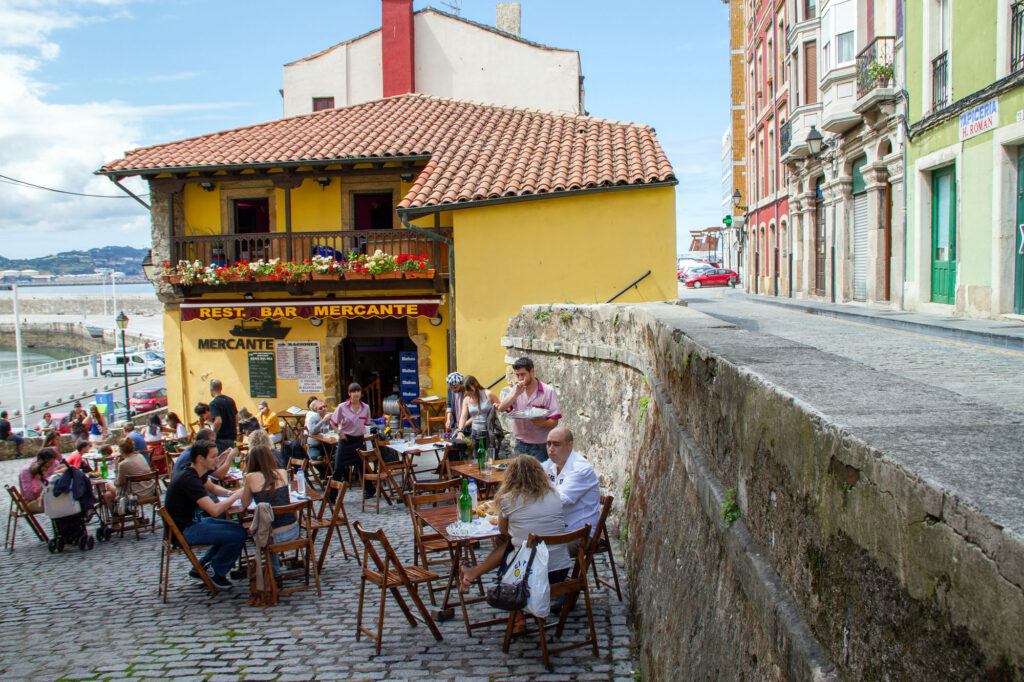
[382,0,415,97]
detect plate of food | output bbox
[508,406,550,420]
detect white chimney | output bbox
[496,2,521,36]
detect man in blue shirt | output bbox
[122,422,149,460]
[172,428,232,480]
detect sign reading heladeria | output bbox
[181,297,441,321]
[959,99,998,141]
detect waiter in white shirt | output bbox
[542,426,601,558]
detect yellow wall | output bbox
[450,186,677,383]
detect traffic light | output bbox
[723,215,733,228]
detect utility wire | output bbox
[0,172,149,199]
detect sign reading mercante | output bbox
[181,297,441,321]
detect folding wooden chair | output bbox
[121,471,161,540]
[5,484,49,550]
[353,521,443,655]
[372,438,413,491]
[588,495,622,600]
[314,479,360,571]
[397,399,420,433]
[357,448,398,513]
[287,456,325,492]
[263,500,322,603]
[502,525,599,670]
[157,507,217,601]
[403,489,459,605]
[411,478,461,495]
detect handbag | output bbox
[485,542,538,611]
[114,493,138,517]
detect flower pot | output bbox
[374,271,403,280]
[404,269,436,279]
[254,274,276,282]
[345,271,372,280]
[223,274,247,283]
[311,272,339,281]
[162,274,182,284]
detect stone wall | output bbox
[503,302,1023,681]
[0,408,168,460]
[0,294,162,317]
[0,322,115,355]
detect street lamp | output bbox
[115,311,130,422]
[805,125,824,156]
[141,250,157,282]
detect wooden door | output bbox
[804,42,818,104]
[930,166,956,305]
[1016,147,1024,314]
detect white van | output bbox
[98,349,165,377]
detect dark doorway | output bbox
[814,179,826,296]
[354,193,393,231]
[338,317,415,416]
[234,198,270,233]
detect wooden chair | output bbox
[5,485,49,550]
[588,495,622,601]
[357,448,399,513]
[122,472,161,539]
[411,478,461,495]
[314,479,360,571]
[157,507,217,601]
[353,521,443,655]
[372,438,413,492]
[502,525,599,670]
[148,445,170,481]
[287,456,325,492]
[397,399,420,433]
[262,500,322,603]
[403,490,458,605]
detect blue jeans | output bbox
[270,524,301,577]
[182,517,247,578]
[514,440,548,462]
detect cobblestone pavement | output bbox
[0,458,634,681]
[680,286,1024,416]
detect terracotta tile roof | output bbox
[99,93,676,213]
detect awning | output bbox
[181,297,441,322]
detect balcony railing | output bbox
[1013,1,1024,72]
[170,228,451,276]
[779,120,792,156]
[856,36,896,99]
[932,51,949,112]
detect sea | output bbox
[6,283,156,298]
[0,346,81,371]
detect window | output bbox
[312,97,335,112]
[837,31,855,62]
[804,41,818,104]
[823,41,831,71]
[805,0,817,20]
[1013,1,1024,72]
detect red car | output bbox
[129,387,168,412]
[684,268,739,288]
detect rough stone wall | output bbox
[503,302,1023,681]
[0,295,162,317]
[0,407,168,460]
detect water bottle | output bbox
[468,480,478,511]
[485,446,495,473]
[295,467,306,497]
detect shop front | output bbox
[164,296,448,421]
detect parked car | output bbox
[684,268,739,288]
[680,264,714,280]
[99,349,165,377]
[129,387,168,413]
[13,428,41,439]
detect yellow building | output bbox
[99,94,677,419]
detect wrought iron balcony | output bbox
[855,36,896,100]
[931,51,949,112]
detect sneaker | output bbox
[188,563,210,583]
[211,573,234,589]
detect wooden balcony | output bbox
[169,228,450,294]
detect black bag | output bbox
[485,544,537,611]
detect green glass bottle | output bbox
[476,438,486,470]
[100,456,108,479]
[458,479,472,523]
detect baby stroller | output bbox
[42,466,98,553]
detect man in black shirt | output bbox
[164,439,245,589]
[0,410,24,454]
[208,379,238,453]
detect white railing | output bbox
[0,341,164,385]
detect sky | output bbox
[0,0,730,259]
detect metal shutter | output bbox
[853,193,868,301]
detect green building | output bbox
[905,0,1024,316]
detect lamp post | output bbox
[4,284,29,436]
[732,189,748,284]
[116,311,130,422]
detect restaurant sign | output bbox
[959,99,998,141]
[182,297,441,322]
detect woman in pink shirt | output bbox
[330,382,373,498]
[18,448,63,514]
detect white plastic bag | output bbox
[525,541,550,618]
[500,541,532,585]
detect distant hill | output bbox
[0,246,149,276]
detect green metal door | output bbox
[930,166,956,305]
[1016,147,1024,314]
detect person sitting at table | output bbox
[164,438,246,589]
[122,421,149,461]
[256,401,283,445]
[330,382,374,499]
[457,374,500,447]
[246,428,283,468]
[542,426,601,557]
[112,437,156,510]
[241,444,299,578]
[237,406,260,436]
[163,412,189,441]
[193,402,213,431]
[41,430,61,453]
[143,414,168,473]
[305,400,334,469]
[18,448,63,513]
[173,428,232,480]
[459,455,572,597]
[87,405,108,445]
[63,440,93,472]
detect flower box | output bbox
[254,274,276,282]
[404,269,436,279]
[345,271,372,280]
[311,272,340,281]
[223,273,247,283]
[162,274,182,284]
[374,271,403,280]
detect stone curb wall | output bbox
[502,301,1023,680]
[0,294,162,317]
[0,408,168,460]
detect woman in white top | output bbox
[457,374,499,446]
[163,412,189,441]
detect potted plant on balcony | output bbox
[364,250,401,279]
[345,251,372,280]
[245,259,280,282]
[219,262,248,283]
[398,253,435,279]
[197,264,226,286]
[867,60,894,88]
[310,254,343,280]
[278,260,312,284]
[160,260,182,284]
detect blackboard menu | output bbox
[248,351,277,399]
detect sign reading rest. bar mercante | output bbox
[248,351,277,399]
[181,297,441,322]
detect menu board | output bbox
[248,351,277,399]
[276,341,321,380]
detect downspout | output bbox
[401,213,456,372]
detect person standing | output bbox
[457,375,499,446]
[87,405,108,445]
[68,402,89,443]
[497,357,561,462]
[331,383,373,498]
[444,372,464,432]
[208,380,238,453]
[541,426,601,556]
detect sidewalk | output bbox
[725,290,1024,352]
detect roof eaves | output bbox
[420,7,579,54]
[97,154,433,179]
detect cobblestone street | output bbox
[0,458,634,681]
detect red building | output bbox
[742,0,789,296]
